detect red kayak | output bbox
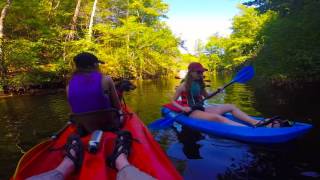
[11,106,182,180]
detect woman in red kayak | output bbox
[27,52,155,180]
[172,62,272,127]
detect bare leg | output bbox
[115,155,156,180]
[114,147,156,180]
[55,156,75,177]
[26,141,78,180]
[190,110,246,126]
[206,104,258,126]
[115,153,130,170]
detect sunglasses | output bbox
[195,71,204,75]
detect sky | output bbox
[163,0,247,54]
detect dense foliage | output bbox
[1,0,319,93]
[202,0,320,83]
[203,5,275,72]
[246,0,320,82]
[0,0,180,91]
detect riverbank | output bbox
[0,88,65,98]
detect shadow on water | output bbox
[149,76,320,180]
[0,75,319,179]
[123,78,180,123]
[160,124,255,180]
[155,122,320,180]
[0,94,70,179]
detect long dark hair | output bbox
[184,70,205,92]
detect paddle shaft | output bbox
[202,80,234,102]
[190,65,254,106]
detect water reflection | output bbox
[124,78,180,123]
[0,76,319,179]
[165,123,254,180]
[172,123,204,159]
[0,95,70,179]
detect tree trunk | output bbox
[87,0,98,41]
[66,0,81,41]
[126,0,131,77]
[0,0,12,93]
[48,0,60,21]
[63,0,82,62]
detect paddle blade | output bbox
[148,117,174,130]
[232,65,255,84]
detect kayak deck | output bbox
[162,107,312,144]
[12,107,182,180]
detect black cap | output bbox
[73,52,105,68]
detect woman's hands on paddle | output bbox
[206,86,224,98]
[182,106,191,113]
[216,87,223,93]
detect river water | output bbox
[0,76,319,179]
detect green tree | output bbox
[0,0,180,92]
[204,5,275,71]
[243,0,320,82]
[0,0,12,91]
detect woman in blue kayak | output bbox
[172,62,272,127]
[27,52,155,180]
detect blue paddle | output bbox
[148,65,255,130]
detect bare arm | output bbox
[201,88,209,98]
[204,86,223,99]
[66,85,69,98]
[171,83,191,112]
[102,76,121,110]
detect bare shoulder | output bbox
[104,75,112,81]
[176,82,186,92]
[101,75,111,91]
[103,75,114,84]
[66,85,69,96]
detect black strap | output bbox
[255,116,281,127]
[255,116,293,127]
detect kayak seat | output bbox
[64,134,84,170]
[107,130,133,169]
[70,108,124,136]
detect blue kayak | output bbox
[161,106,312,144]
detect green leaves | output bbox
[204,5,275,71]
[0,0,180,88]
[248,0,320,82]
